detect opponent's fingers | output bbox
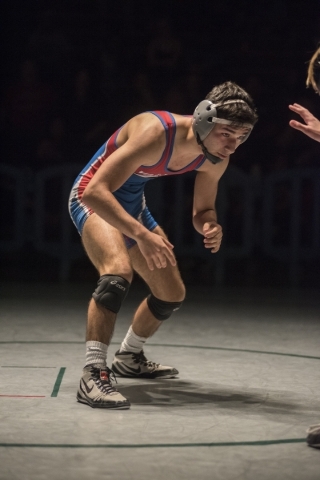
[289,104,316,123]
[289,103,305,111]
[289,120,320,141]
[289,120,307,131]
[289,103,309,114]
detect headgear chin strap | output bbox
[195,132,224,164]
[192,99,253,164]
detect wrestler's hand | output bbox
[137,232,176,271]
[289,103,320,142]
[203,222,223,253]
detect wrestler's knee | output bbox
[92,274,131,313]
[155,280,186,303]
[147,279,186,321]
[147,293,184,321]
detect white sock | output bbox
[85,341,107,368]
[119,326,147,353]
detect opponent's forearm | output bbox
[193,209,217,234]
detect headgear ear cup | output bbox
[193,100,222,141]
[192,99,253,143]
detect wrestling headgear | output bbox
[192,99,253,164]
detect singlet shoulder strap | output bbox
[148,111,176,168]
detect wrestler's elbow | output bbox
[82,181,101,208]
[82,183,94,205]
[82,181,113,210]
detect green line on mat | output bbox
[51,367,66,397]
[1,366,56,368]
[0,341,83,344]
[1,341,320,361]
[147,343,320,361]
[0,438,306,448]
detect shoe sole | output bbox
[112,366,179,379]
[307,439,320,448]
[77,394,131,409]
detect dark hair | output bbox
[205,81,258,126]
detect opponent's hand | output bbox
[137,232,176,271]
[203,222,223,253]
[289,103,320,142]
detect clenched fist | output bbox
[203,222,223,253]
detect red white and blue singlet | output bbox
[69,111,206,248]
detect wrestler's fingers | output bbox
[164,249,177,266]
[162,238,174,249]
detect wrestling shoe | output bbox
[306,424,320,448]
[77,365,130,409]
[111,350,179,379]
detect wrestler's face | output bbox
[204,124,251,160]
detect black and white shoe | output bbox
[112,350,179,379]
[77,366,130,409]
[306,424,320,448]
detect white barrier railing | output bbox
[0,164,29,251]
[262,167,320,286]
[1,163,319,285]
[33,164,84,282]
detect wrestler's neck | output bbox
[175,116,203,157]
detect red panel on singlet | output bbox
[134,111,205,178]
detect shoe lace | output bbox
[132,351,159,370]
[92,367,118,395]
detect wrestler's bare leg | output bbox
[128,225,186,338]
[77,213,132,408]
[82,213,133,345]
[111,226,185,378]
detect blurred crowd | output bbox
[1,0,320,285]
[1,0,320,174]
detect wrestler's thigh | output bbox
[128,226,185,301]
[82,213,133,280]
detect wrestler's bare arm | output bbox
[192,159,228,253]
[83,116,161,232]
[82,114,176,270]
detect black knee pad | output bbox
[92,275,130,313]
[147,294,183,321]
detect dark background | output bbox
[1,0,320,287]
